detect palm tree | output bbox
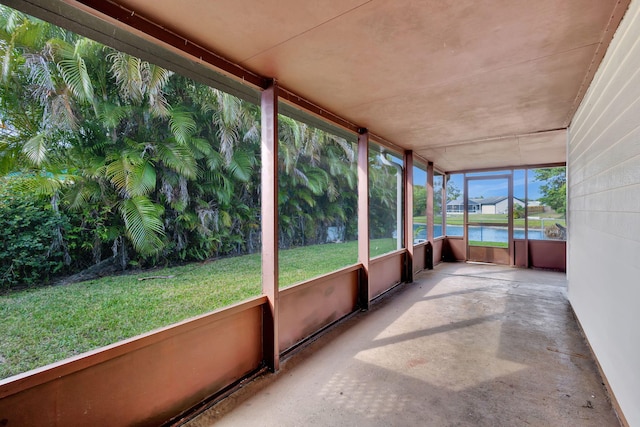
[0,9,194,259]
[0,4,359,280]
[277,116,357,248]
[368,146,402,240]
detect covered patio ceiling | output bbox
[9,0,631,171]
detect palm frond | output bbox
[30,173,64,196]
[22,132,47,165]
[147,63,172,94]
[297,188,316,208]
[97,103,130,129]
[169,107,197,145]
[57,55,94,104]
[73,37,97,59]
[108,51,144,103]
[13,15,50,49]
[105,153,156,197]
[301,167,329,195]
[120,196,165,255]
[23,53,55,104]
[46,37,73,60]
[189,137,214,158]
[332,136,356,162]
[147,63,172,117]
[157,140,198,179]
[63,180,93,210]
[205,150,224,171]
[0,7,24,34]
[217,210,230,228]
[226,148,253,182]
[0,9,39,82]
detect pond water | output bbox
[414,223,547,243]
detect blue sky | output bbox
[413,168,544,200]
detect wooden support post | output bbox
[524,169,530,268]
[443,174,448,237]
[427,163,435,244]
[464,174,469,260]
[404,151,414,282]
[427,162,435,263]
[261,80,279,371]
[357,129,370,310]
[508,171,515,266]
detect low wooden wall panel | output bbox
[444,237,466,261]
[529,240,566,271]
[433,238,444,265]
[279,266,359,352]
[514,240,527,267]
[513,239,566,270]
[370,251,404,299]
[0,297,266,426]
[413,244,426,273]
[469,246,510,265]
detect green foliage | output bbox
[0,8,259,268]
[433,174,444,216]
[447,178,461,202]
[432,175,462,217]
[368,148,401,241]
[0,5,362,282]
[413,184,426,217]
[0,177,68,287]
[534,167,566,215]
[513,204,525,219]
[277,116,357,248]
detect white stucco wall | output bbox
[495,199,508,214]
[481,205,496,215]
[568,1,640,424]
[493,198,524,215]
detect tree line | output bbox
[0,6,402,288]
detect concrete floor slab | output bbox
[184,263,620,426]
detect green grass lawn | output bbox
[468,241,508,248]
[0,238,401,380]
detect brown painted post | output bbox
[357,129,370,309]
[442,174,448,237]
[464,174,469,261]
[404,151,414,282]
[427,162,434,268]
[508,172,514,266]
[524,169,530,268]
[261,80,279,371]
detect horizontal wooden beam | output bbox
[73,0,266,89]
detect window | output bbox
[412,162,427,244]
[514,169,526,239]
[369,143,404,256]
[0,5,264,379]
[445,174,464,236]
[527,167,567,240]
[277,114,358,287]
[433,172,444,237]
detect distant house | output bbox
[447,196,525,214]
[447,198,479,214]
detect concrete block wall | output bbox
[568,0,640,424]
